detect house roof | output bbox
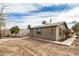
[30,22,68,29]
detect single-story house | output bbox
[29,22,69,41]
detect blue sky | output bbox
[4,3,79,29]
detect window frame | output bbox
[36,28,42,35]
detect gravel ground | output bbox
[0,37,79,56]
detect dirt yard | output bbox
[0,37,79,56]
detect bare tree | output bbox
[0,3,9,38]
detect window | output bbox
[36,28,42,35]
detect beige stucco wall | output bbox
[56,24,67,41]
[30,27,56,40]
[56,26,59,41]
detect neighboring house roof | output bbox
[30,22,68,29]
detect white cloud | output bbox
[6,4,79,29]
[18,6,79,29]
[6,22,28,29]
[53,7,79,22]
[39,3,67,6]
[0,0,79,3]
[7,4,38,13]
[50,7,79,28]
[6,16,53,29]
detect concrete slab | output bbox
[31,34,76,46]
[62,34,76,45]
[31,37,69,46]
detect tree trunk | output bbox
[15,34,17,37]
